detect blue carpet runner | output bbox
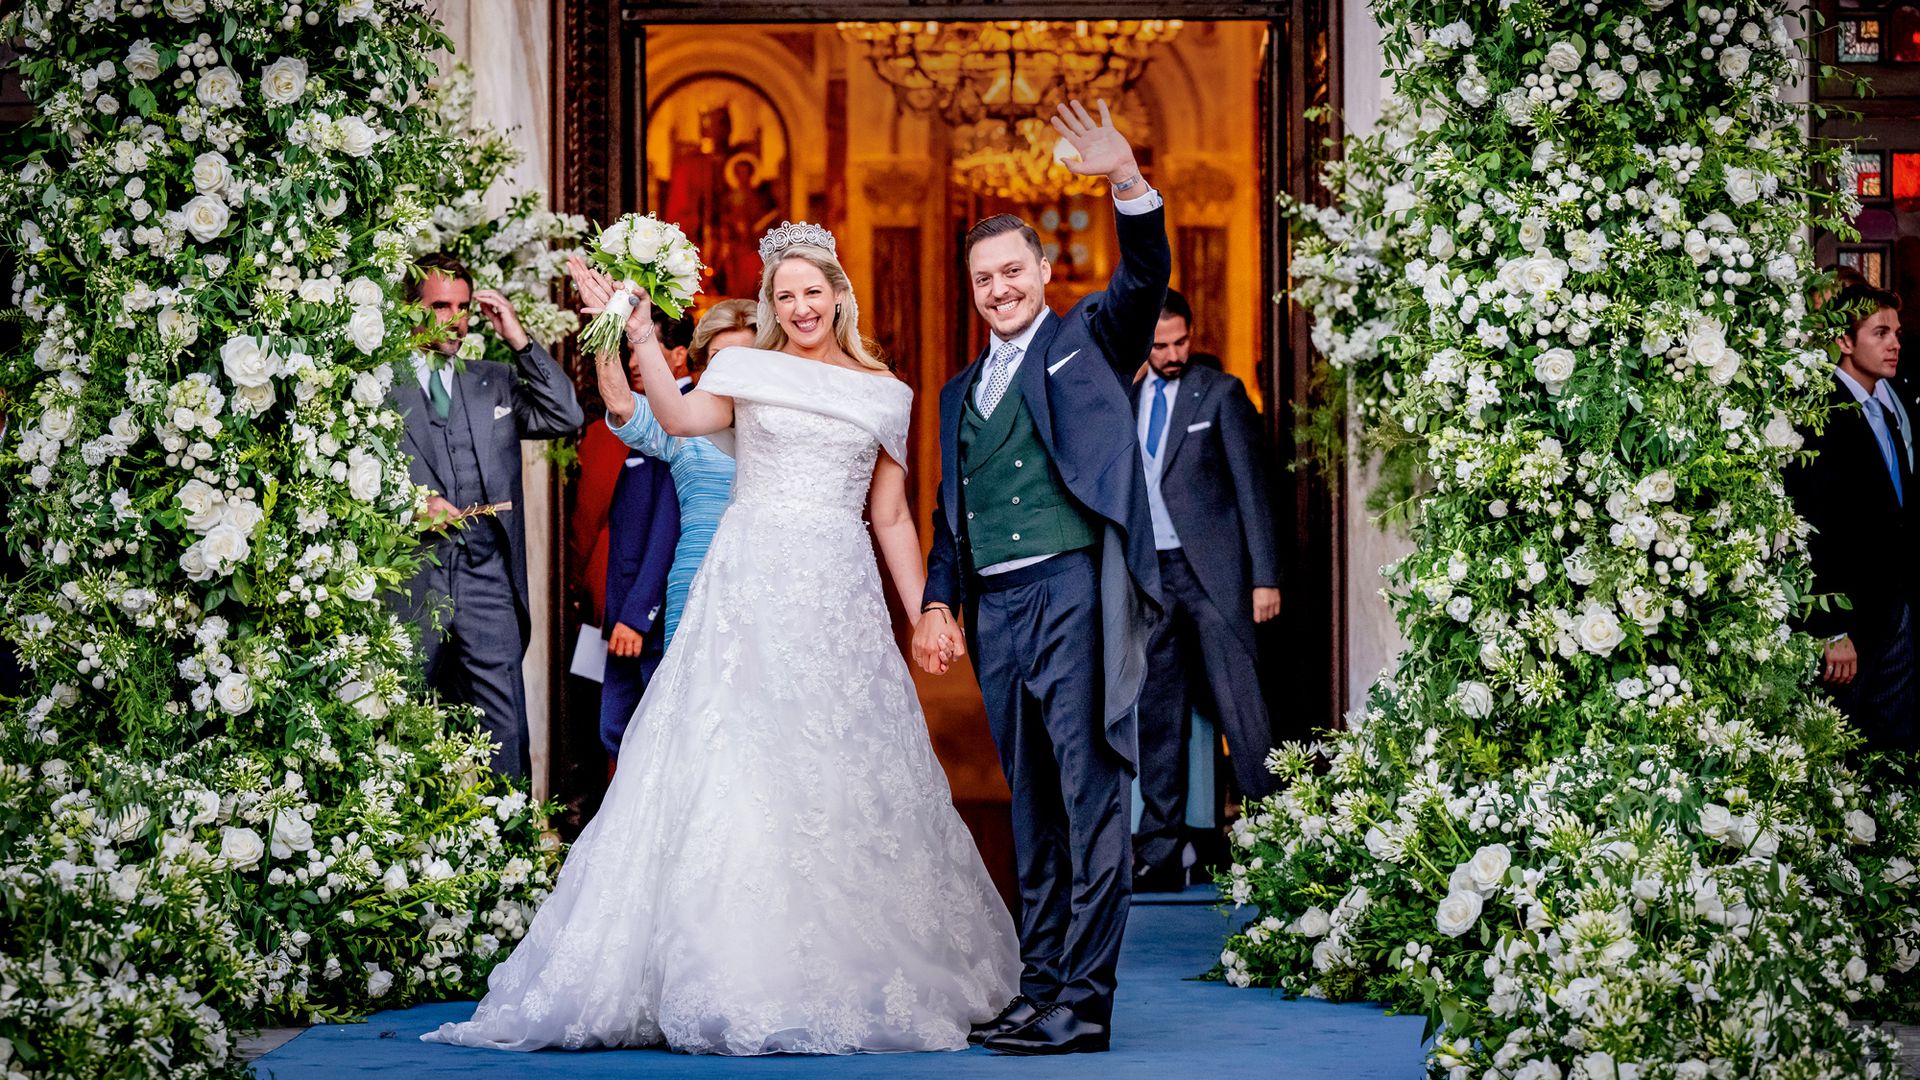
[252,887,1425,1078]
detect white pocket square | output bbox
[492,404,513,421]
[623,457,644,468]
[1186,420,1212,432]
[1047,350,1080,375]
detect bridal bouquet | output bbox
[579,213,703,353]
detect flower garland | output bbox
[0,3,556,1077]
[1229,3,1920,1075]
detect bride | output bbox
[423,224,1018,1054]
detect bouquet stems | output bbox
[579,286,636,357]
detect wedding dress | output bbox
[423,347,1018,1054]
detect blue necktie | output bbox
[1145,378,1169,457]
[1866,396,1905,506]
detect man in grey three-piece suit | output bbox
[1127,289,1280,893]
[396,253,584,779]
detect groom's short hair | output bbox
[965,214,1046,265]
[408,252,472,301]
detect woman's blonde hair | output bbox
[754,245,888,371]
[688,298,758,376]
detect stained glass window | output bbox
[1843,18,1885,62]
[1838,247,1890,288]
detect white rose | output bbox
[342,569,378,603]
[596,218,632,258]
[351,371,384,408]
[332,115,376,158]
[1718,45,1751,79]
[220,334,279,388]
[38,405,74,443]
[1428,226,1457,260]
[201,522,252,573]
[661,245,699,279]
[162,0,198,18]
[346,449,383,502]
[345,275,384,307]
[1515,217,1547,253]
[191,152,232,197]
[195,66,242,109]
[232,381,276,417]
[157,306,199,346]
[381,861,409,893]
[338,0,375,23]
[125,40,162,82]
[298,277,337,305]
[1698,802,1734,840]
[1764,410,1803,451]
[1290,906,1332,937]
[1544,41,1583,73]
[1435,889,1483,937]
[1846,809,1878,845]
[1637,69,1662,95]
[1635,470,1676,503]
[1765,253,1798,285]
[1518,256,1567,300]
[220,826,265,869]
[1575,603,1623,656]
[176,478,225,532]
[1467,843,1512,891]
[1684,314,1728,367]
[317,191,348,219]
[260,57,308,106]
[626,217,668,264]
[214,671,254,715]
[1533,348,1576,391]
[1723,165,1761,206]
[179,541,214,582]
[222,498,263,533]
[1591,69,1627,101]
[347,305,385,355]
[1454,680,1494,719]
[1456,73,1492,108]
[181,195,231,244]
[270,812,314,859]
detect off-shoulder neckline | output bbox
[715,345,907,386]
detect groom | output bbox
[913,100,1168,1055]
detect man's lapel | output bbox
[397,380,452,493]
[1016,309,1063,444]
[1157,376,1205,473]
[454,366,496,498]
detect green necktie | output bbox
[428,366,451,420]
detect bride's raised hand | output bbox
[566,256,653,344]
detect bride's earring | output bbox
[833,303,843,324]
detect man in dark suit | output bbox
[397,253,584,779]
[1790,281,1915,754]
[1127,290,1280,893]
[913,101,1168,1056]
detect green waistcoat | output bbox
[958,384,1098,572]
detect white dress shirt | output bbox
[971,186,1163,577]
[1136,371,1184,551]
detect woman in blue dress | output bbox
[605,299,756,646]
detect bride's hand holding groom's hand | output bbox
[910,607,964,675]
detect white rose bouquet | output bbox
[578,213,703,355]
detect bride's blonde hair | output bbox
[754,245,888,372]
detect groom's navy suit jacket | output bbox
[927,203,1171,767]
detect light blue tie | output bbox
[1866,396,1905,506]
[1146,378,1169,457]
[979,341,1018,419]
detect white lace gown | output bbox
[423,347,1019,1054]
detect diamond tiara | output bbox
[758,221,837,263]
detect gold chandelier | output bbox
[836,19,1182,127]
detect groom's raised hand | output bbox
[1050,99,1144,194]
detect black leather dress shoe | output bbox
[1132,863,1187,894]
[982,1002,1110,1055]
[969,995,1042,1045]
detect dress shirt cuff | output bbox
[1113,188,1163,215]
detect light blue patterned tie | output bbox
[1866,396,1905,506]
[979,341,1019,419]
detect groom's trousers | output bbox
[969,550,1133,1026]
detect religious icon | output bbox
[646,77,792,302]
